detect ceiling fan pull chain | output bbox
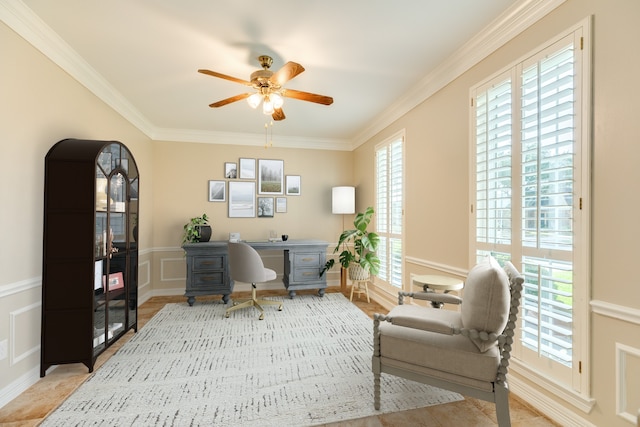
[264,121,274,148]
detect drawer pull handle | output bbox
[301,257,314,262]
[200,261,216,266]
[303,272,316,276]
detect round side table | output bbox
[412,274,464,308]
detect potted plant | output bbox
[321,206,380,279]
[182,213,212,244]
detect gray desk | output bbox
[182,240,329,305]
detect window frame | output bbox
[468,17,592,404]
[374,130,405,294]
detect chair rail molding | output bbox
[0,277,40,299]
[404,255,468,278]
[590,300,640,325]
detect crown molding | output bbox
[0,1,156,138]
[1,1,351,149]
[3,0,566,151]
[351,0,568,148]
[152,128,351,151]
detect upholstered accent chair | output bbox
[372,257,524,427]
[226,241,283,320]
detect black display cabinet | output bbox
[41,139,139,376]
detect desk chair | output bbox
[226,241,283,320]
[373,257,524,427]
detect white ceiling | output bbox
[6,1,553,149]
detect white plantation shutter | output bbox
[519,42,575,368]
[376,134,403,288]
[376,146,389,281]
[475,75,512,251]
[471,25,589,391]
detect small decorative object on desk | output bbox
[282,234,289,241]
[268,229,281,242]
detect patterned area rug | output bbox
[42,293,462,426]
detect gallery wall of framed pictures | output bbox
[208,158,299,218]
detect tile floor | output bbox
[0,288,559,427]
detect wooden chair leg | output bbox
[373,364,381,410]
[495,383,511,427]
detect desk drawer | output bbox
[193,255,224,271]
[192,272,225,289]
[293,267,321,283]
[293,253,321,267]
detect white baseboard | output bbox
[0,366,41,409]
[509,375,596,427]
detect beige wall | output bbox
[2,0,640,425]
[352,1,640,426]
[150,140,353,295]
[0,20,154,400]
[151,141,352,247]
[0,14,353,400]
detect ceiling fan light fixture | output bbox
[247,93,262,109]
[271,93,284,109]
[200,55,333,121]
[262,96,274,115]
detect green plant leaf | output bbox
[325,207,380,276]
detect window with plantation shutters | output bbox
[475,74,513,252]
[519,41,576,369]
[375,133,404,289]
[470,23,590,395]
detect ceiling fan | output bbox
[198,55,333,121]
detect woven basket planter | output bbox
[348,264,370,281]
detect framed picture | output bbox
[239,158,256,179]
[276,197,287,213]
[258,159,284,194]
[286,175,301,195]
[228,181,255,218]
[208,180,225,202]
[103,272,124,292]
[225,162,237,179]
[258,197,274,218]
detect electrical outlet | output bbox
[0,339,7,361]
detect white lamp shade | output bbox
[262,98,274,114]
[247,93,262,109]
[271,93,284,109]
[332,186,355,214]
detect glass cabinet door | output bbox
[93,143,137,353]
[94,151,109,352]
[128,169,139,329]
[106,172,127,346]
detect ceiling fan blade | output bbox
[209,93,251,108]
[282,88,334,105]
[198,69,252,86]
[272,108,286,121]
[270,62,305,86]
